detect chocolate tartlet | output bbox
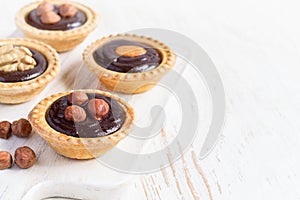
[46,93,126,138]
[26,5,87,31]
[25,5,87,31]
[83,34,176,94]
[0,38,60,104]
[93,39,162,73]
[28,90,134,159]
[16,0,98,52]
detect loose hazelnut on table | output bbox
[14,146,36,169]
[88,99,110,120]
[0,151,12,170]
[0,121,11,139]
[59,4,78,17]
[68,91,89,106]
[64,105,87,122]
[11,118,32,138]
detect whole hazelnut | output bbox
[0,121,11,139]
[64,105,87,122]
[88,99,110,120]
[14,146,36,169]
[11,118,32,138]
[0,151,12,170]
[36,2,55,16]
[59,4,78,17]
[68,91,89,105]
[40,11,61,24]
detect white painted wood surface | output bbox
[1,0,300,199]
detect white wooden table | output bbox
[1,0,300,199]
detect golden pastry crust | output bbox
[28,89,134,159]
[0,38,60,104]
[83,34,176,94]
[15,0,98,52]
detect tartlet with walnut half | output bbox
[0,38,60,104]
[28,90,134,159]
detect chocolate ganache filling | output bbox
[0,48,47,83]
[93,39,162,73]
[26,6,87,31]
[46,93,126,138]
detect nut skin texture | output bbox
[40,11,61,24]
[0,151,12,170]
[68,92,89,106]
[0,121,11,139]
[64,105,87,122]
[0,46,36,72]
[59,4,78,17]
[36,2,55,16]
[115,45,147,57]
[11,118,32,138]
[14,146,36,169]
[88,99,110,120]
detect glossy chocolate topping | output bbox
[93,39,162,73]
[26,6,87,31]
[0,48,47,83]
[46,93,126,138]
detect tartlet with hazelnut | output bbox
[15,0,98,52]
[0,38,60,104]
[28,90,134,159]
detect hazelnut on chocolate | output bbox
[36,2,55,16]
[0,121,11,139]
[64,105,87,122]
[36,2,54,16]
[40,11,61,24]
[88,99,110,120]
[14,146,36,169]
[11,118,32,138]
[68,92,89,106]
[0,151,12,170]
[59,4,78,17]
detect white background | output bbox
[1,0,300,199]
